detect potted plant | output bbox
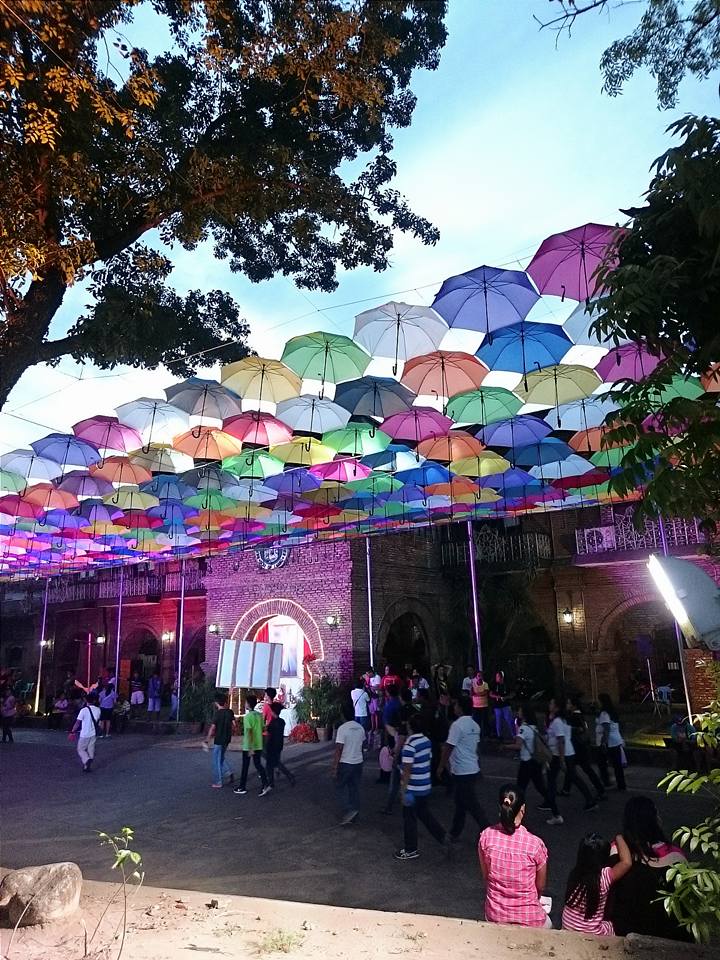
[177,678,217,733]
[295,675,343,741]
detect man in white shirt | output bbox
[70,693,101,772]
[351,679,370,735]
[332,705,366,825]
[546,699,598,823]
[461,666,474,694]
[437,697,488,841]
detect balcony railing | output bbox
[441,527,553,568]
[575,516,706,556]
[46,566,205,604]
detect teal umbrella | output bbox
[281,332,370,397]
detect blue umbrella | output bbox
[30,433,100,468]
[478,467,537,490]
[395,462,452,486]
[476,321,572,387]
[265,469,322,496]
[362,443,424,472]
[431,265,539,341]
[544,395,619,431]
[563,299,632,348]
[514,438,575,467]
[333,376,416,419]
[477,415,551,448]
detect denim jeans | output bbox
[212,743,232,785]
[336,761,362,814]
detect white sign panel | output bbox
[215,639,283,689]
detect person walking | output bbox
[382,686,414,814]
[513,703,558,816]
[1,686,17,743]
[265,700,296,788]
[332,705,365,825]
[490,670,514,740]
[471,670,490,736]
[546,699,599,824]
[70,693,101,772]
[233,694,271,796]
[479,784,550,928]
[204,692,236,788]
[98,682,117,738]
[562,832,632,935]
[351,678,370,735]
[437,697,488,842]
[395,713,448,861]
[563,696,607,801]
[595,694,626,792]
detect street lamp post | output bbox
[175,559,186,722]
[33,578,50,715]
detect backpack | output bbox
[532,726,552,766]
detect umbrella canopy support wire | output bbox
[365,536,375,670]
[114,565,125,688]
[33,577,50,715]
[175,558,187,722]
[466,519,483,671]
[658,516,693,721]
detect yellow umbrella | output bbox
[221,357,301,405]
[102,488,159,510]
[269,438,336,466]
[451,451,511,477]
[515,364,601,408]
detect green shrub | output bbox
[294,675,345,728]
[179,678,217,724]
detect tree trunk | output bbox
[0,270,67,410]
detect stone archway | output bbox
[230,598,324,671]
[376,597,439,672]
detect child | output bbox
[233,694,270,797]
[265,701,296,789]
[562,832,632,935]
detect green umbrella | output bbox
[281,331,370,396]
[590,444,637,468]
[184,491,237,511]
[222,452,285,480]
[0,469,27,494]
[345,473,403,494]
[446,387,522,426]
[637,374,705,409]
[323,423,391,457]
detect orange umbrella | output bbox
[401,351,489,398]
[701,363,720,392]
[90,456,152,485]
[173,427,244,461]
[417,432,484,462]
[23,483,79,510]
[569,423,627,453]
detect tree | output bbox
[0,0,447,407]
[538,0,720,108]
[590,114,720,526]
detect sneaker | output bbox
[211,783,222,789]
[260,785,273,797]
[584,802,599,812]
[85,758,93,770]
[341,810,359,826]
[546,815,564,825]
[538,804,552,812]
[233,787,248,795]
[394,849,419,861]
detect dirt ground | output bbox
[1,878,717,960]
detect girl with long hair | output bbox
[562,832,631,935]
[479,784,550,928]
[595,693,626,791]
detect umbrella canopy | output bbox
[115,397,190,446]
[353,301,448,373]
[281,332,370,393]
[90,457,152,485]
[431,265,539,339]
[172,428,244,462]
[361,443,424,473]
[309,459,372,483]
[477,415,551,448]
[0,450,62,483]
[401,351,489,399]
[221,357,302,406]
[269,438,336,466]
[222,451,285,480]
[701,363,720,393]
[0,470,26,494]
[30,433,100,468]
[129,445,194,475]
[526,222,619,302]
[562,300,631,348]
[514,438,575,467]
[451,451,511,477]
[322,423,391,457]
[73,416,142,454]
[381,407,453,443]
[417,432,484,462]
[595,343,665,382]
[515,365,601,411]
[57,472,115,499]
[476,321,572,386]
[165,378,242,422]
[543,394,619,431]
[275,395,350,434]
[222,412,292,447]
[333,376,415,419]
[446,387,522,426]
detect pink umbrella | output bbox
[73,416,142,453]
[381,407,454,444]
[526,223,621,302]
[309,459,372,483]
[595,343,665,382]
[222,412,292,447]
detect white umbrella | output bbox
[165,377,242,423]
[353,301,448,374]
[115,397,190,446]
[563,300,631,348]
[275,395,350,434]
[0,449,63,483]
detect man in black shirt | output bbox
[265,700,296,789]
[204,692,236,788]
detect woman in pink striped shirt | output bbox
[562,832,632,936]
[479,784,550,928]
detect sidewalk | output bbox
[2,876,714,960]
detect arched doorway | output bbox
[124,628,159,680]
[382,612,429,675]
[251,615,312,698]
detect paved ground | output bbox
[0,730,712,928]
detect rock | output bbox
[0,862,82,927]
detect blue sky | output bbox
[2,0,717,451]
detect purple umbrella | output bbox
[381,407,453,444]
[431,265,539,341]
[477,415,551,448]
[57,471,115,498]
[526,223,621,302]
[265,469,322,497]
[595,343,665,383]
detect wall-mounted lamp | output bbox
[96,635,106,645]
[561,608,573,625]
[161,630,174,643]
[325,614,340,628]
[39,639,48,648]
[208,623,220,635]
